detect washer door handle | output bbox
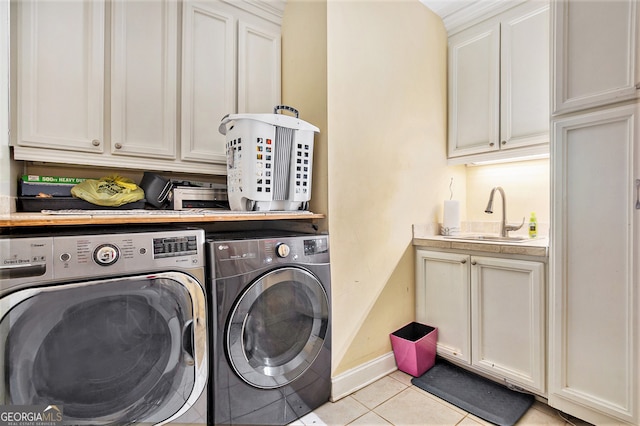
[182,320,195,366]
[0,263,46,279]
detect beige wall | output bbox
[465,159,550,235]
[281,0,328,229]
[325,0,455,376]
[283,0,466,377]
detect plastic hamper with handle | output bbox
[218,106,320,211]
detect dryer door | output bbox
[0,271,207,425]
[226,266,329,389]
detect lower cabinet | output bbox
[415,249,546,394]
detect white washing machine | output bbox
[207,231,331,425]
[0,227,208,425]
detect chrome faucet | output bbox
[484,187,524,237]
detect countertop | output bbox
[0,210,325,228]
[413,224,548,258]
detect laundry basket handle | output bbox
[274,105,299,118]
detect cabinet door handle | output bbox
[114,143,122,150]
[461,259,467,264]
[471,260,477,265]
[501,140,507,145]
[91,139,100,147]
[489,142,495,147]
[636,179,640,209]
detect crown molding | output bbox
[222,0,286,24]
[420,0,528,35]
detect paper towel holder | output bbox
[441,226,460,236]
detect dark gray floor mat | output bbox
[411,359,534,426]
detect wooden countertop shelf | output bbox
[0,211,325,228]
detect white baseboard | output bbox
[331,351,397,402]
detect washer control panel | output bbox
[153,235,198,258]
[1,229,204,286]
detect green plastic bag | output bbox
[71,175,145,207]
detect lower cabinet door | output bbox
[550,105,638,424]
[415,249,471,364]
[470,256,545,394]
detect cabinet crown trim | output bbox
[223,0,285,24]
[422,0,528,35]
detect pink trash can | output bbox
[390,322,437,377]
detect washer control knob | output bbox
[276,243,290,258]
[94,244,120,266]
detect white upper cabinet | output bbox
[181,0,281,165]
[181,1,235,164]
[448,1,549,163]
[500,4,550,150]
[13,0,283,175]
[449,20,500,158]
[17,0,105,153]
[552,0,640,114]
[111,0,178,159]
[237,19,281,114]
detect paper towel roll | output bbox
[443,200,460,234]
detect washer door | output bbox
[0,271,207,425]
[226,267,329,389]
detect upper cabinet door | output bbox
[237,18,281,113]
[500,2,549,149]
[448,19,501,158]
[553,0,640,114]
[111,0,178,159]
[17,0,105,153]
[181,0,235,164]
[448,1,550,162]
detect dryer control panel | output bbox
[211,233,330,279]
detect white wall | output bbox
[0,0,12,215]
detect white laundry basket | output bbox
[218,106,320,211]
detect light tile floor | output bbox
[290,371,593,426]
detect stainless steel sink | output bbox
[444,235,532,243]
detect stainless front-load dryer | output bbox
[0,227,208,425]
[207,232,331,425]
